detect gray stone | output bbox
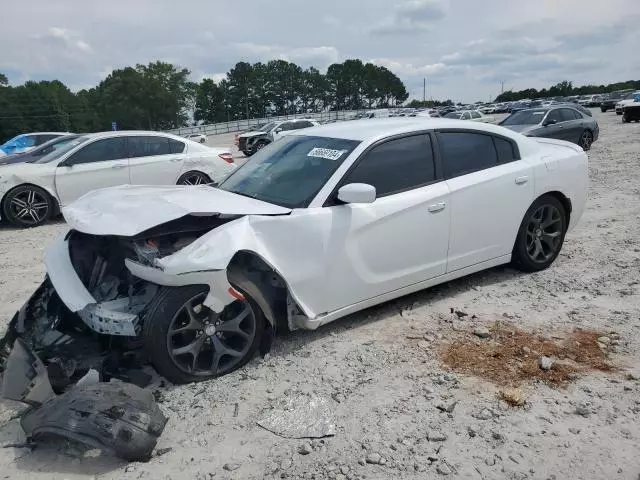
[467,426,477,437]
[366,453,383,465]
[223,463,241,472]
[428,431,448,442]
[568,427,581,434]
[475,408,494,420]
[437,463,453,475]
[597,336,611,345]
[298,443,313,455]
[485,457,496,466]
[539,356,554,371]
[574,406,591,417]
[473,327,491,339]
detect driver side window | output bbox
[66,138,127,165]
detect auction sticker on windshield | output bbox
[307,147,347,161]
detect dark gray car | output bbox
[499,106,599,151]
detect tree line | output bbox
[495,80,640,102]
[0,59,408,142]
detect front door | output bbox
[317,133,450,313]
[436,131,534,271]
[55,137,130,207]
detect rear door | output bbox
[540,109,568,141]
[559,108,583,144]
[55,137,130,206]
[437,130,534,271]
[128,135,187,185]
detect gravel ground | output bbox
[1,110,639,479]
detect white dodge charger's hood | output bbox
[62,184,291,237]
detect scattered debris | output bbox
[428,431,448,442]
[366,452,386,465]
[574,406,591,417]
[233,403,239,417]
[257,393,336,439]
[298,443,313,455]
[436,401,458,413]
[474,408,494,420]
[499,388,527,406]
[539,356,554,371]
[440,324,615,386]
[223,463,241,471]
[155,447,173,457]
[437,462,453,475]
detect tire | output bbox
[616,111,622,115]
[143,283,265,384]
[600,107,607,113]
[255,140,269,151]
[511,195,567,273]
[2,184,53,228]
[241,150,249,156]
[177,171,212,186]
[199,138,206,144]
[622,114,630,123]
[578,130,593,151]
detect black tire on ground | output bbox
[511,194,567,273]
[622,114,630,123]
[600,107,607,112]
[1,184,53,228]
[199,138,206,144]
[255,140,269,151]
[616,111,622,115]
[578,129,593,151]
[142,282,265,384]
[177,171,212,185]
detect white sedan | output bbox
[445,110,496,123]
[2,119,587,385]
[0,131,235,228]
[184,133,207,144]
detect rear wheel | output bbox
[578,130,593,151]
[512,195,567,272]
[177,171,212,185]
[143,284,265,384]
[255,140,269,151]
[600,107,606,112]
[2,184,53,228]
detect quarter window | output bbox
[67,138,127,165]
[437,132,498,179]
[493,137,517,164]
[128,136,172,158]
[343,134,435,197]
[169,139,186,153]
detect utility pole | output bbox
[423,78,426,102]
[501,81,505,94]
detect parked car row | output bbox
[0,131,235,228]
[234,119,320,156]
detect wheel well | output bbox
[540,191,572,225]
[227,251,288,330]
[0,183,59,217]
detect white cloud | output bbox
[232,43,340,69]
[370,0,448,35]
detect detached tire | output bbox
[2,184,53,228]
[512,195,567,273]
[142,283,265,384]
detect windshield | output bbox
[258,122,276,132]
[218,135,361,208]
[35,136,89,163]
[501,109,548,125]
[445,112,462,119]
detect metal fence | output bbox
[167,110,362,137]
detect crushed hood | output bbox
[62,184,291,237]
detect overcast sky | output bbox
[2,0,639,103]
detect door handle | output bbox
[428,202,446,213]
[111,164,127,169]
[515,176,529,185]
[170,157,182,163]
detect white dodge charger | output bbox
[0,130,235,228]
[0,118,587,385]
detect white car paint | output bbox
[0,130,235,222]
[184,133,207,143]
[54,118,588,333]
[615,91,640,113]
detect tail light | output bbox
[218,153,234,164]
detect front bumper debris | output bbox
[1,339,167,461]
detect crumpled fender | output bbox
[156,214,329,319]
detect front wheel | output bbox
[177,171,212,185]
[600,107,607,113]
[2,184,53,228]
[512,195,567,273]
[143,285,265,384]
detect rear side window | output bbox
[296,121,314,128]
[493,137,517,164]
[546,109,563,123]
[169,139,186,153]
[471,111,481,119]
[560,108,580,121]
[437,132,498,179]
[128,136,172,158]
[344,134,435,197]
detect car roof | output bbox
[21,132,70,136]
[79,130,187,141]
[289,118,521,142]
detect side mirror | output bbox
[337,183,376,204]
[274,128,283,133]
[543,118,557,126]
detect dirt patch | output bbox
[439,323,617,387]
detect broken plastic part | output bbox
[21,382,167,461]
[1,339,56,406]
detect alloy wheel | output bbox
[8,189,49,226]
[579,131,593,150]
[180,172,210,185]
[166,293,257,377]
[525,204,563,264]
